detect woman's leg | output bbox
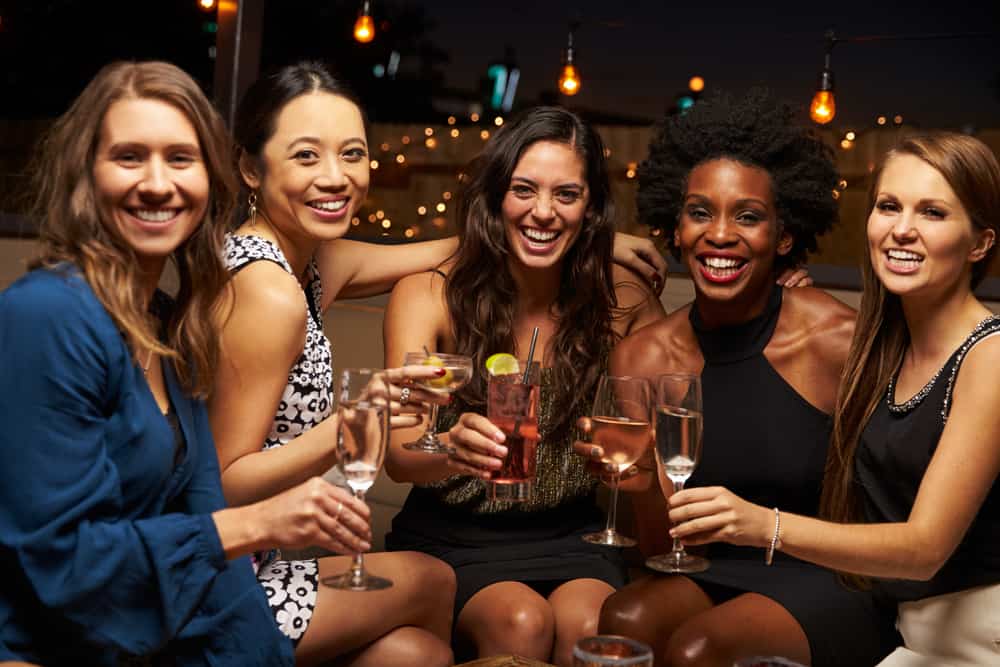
[457,581,556,659]
[600,575,714,658]
[548,578,616,667]
[335,626,454,667]
[665,593,810,667]
[294,551,455,667]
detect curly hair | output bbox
[637,88,839,271]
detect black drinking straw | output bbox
[511,326,540,437]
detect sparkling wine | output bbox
[591,416,651,472]
[655,406,702,483]
[342,460,379,492]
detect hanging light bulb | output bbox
[354,1,375,43]
[558,22,581,96]
[810,31,837,125]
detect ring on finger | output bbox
[590,445,601,459]
[399,386,411,406]
[334,500,343,523]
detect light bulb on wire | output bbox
[354,1,375,43]
[557,21,581,96]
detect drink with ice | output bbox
[487,363,540,502]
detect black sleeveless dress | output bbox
[683,286,900,667]
[856,316,1000,604]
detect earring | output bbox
[247,190,258,226]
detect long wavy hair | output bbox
[821,132,1000,566]
[446,106,617,441]
[28,61,237,396]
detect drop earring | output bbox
[247,190,258,226]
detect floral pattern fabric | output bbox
[223,234,331,643]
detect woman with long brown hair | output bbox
[667,131,1000,666]
[383,106,665,666]
[0,60,311,666]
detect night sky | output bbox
[422,0,1000,129]
[0,0,997,129]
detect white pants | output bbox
[876,583,1000,667]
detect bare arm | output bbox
[316,237,458,308]
[611,264,666,338]
[670,337,1000,580]
[209,263,341,507]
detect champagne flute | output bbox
[401,351,473,454]
[646,372,709,574]
[573,635,654,667]
[321,368,392,591]
[582,375,653,547]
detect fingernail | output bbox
[495,446,508,457]
[494,431,506,442]
[360,541,371,551]
[436,368,447,376]
[669,529,677,537]
[481,472,492,479]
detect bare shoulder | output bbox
[229,261,308,326]
[611,304,700,377]
[390,266,449,307]
[954,330,1000,398]
[781,287,856,359]
[612,264,666,335]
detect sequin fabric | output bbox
[425,366,601,514]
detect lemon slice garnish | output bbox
[485,353,520,376]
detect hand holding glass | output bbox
[321,368,392,591]
[486,360,541,502]
[401,351,472,454]
[582,375,653,547]
[646,372,708,573]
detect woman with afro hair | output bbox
[591,89,902,666]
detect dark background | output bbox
[1,0,997,129]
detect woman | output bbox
[382,105,665,666]
[0,60,327,666]
[594,90,901,667]
[667,132,999,667]
[210,62,466,666]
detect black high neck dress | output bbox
[680,286,900,667]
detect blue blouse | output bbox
[0,267,293,666]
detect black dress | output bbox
[683,286,900,667]
[856,315,1000,604]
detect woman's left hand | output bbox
[668,486,773,548]
[776,265,813,287]
[613,232,668,296]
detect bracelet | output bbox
[765,507,781,566]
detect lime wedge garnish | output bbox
[485,353,520,376]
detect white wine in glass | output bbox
[401,351,473,454]
[646,372,709,574]
[582,375,652,548]
[322,368,392,591]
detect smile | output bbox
[521,227,560,243]
[885,248,924,273]
[308,199,348,213]
[697,255,748,283]
[128,208,180,224]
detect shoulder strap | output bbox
[223,234,294,276]
[942,316,1000,423]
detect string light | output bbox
[480,130,490,140]
[845,131,856,141]
[417,206,427,216]
[442,191,452,201]
[877,115,887,126]
[395,153,405,164]
[436,202,446,213]
[367,213,377,223]
[447,116,457,125]
[376,210,385,220]
[494,116,503,126]
[688,76,705,92]
[558,20,581,96]
[425,137,437,149]
[381,219,392,229]
[470,112,480,122]
[401,135,411,145]
[369,159,379,169]
[380,142,390,151]
[351,217,360,226]
[450,128,460,138]
[199,0,217,10]
[893,114,903,125]
[424,127,434,136]
[353,0,375,43]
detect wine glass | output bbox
[573,635,654,666]
[321,368,392,591]
[646,372,709,574]
[582,375,653,547]
[401,351,473,454]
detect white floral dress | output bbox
[224,234,334,643]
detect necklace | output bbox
[142,349,154,376]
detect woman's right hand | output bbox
[253,477,372,555]
[446,412,509,479]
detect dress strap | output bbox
[223,234,294,276]
[941,316,1000,423]
[689,284,783,364]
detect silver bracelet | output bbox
[765,507,781,566]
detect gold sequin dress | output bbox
[386,366,627,615]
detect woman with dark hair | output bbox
[0,61,296,665]
[667,131,1000,667]
[211,61,459,666]
[593,90,901,667]
[383,106,665,666]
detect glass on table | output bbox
[646,372,709,574]
[321,368,392,591]
[582,375,653,547]
[401,351,473,454]
[486,359,540,502]
[573,635,654,667]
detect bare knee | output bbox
[502,601,554,648]
[414,552,457,609]
[599,587,653,637]
[361,626,454,667]
[666,625,729,667]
